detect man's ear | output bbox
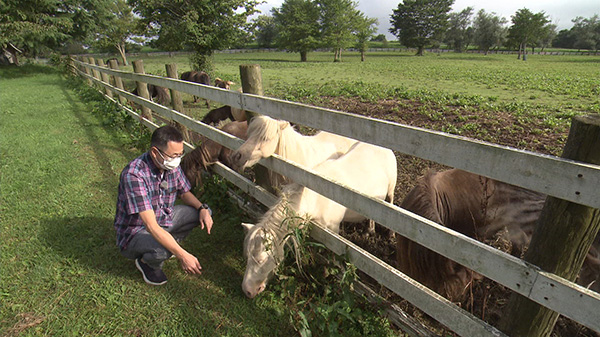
[241,223,255,233]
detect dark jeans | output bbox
[121,205,199,269]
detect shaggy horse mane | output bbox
[244,183,307,264]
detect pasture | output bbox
[124,50,600,120]
[4,49,600,336]
[0,65,298,336]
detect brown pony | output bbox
[397,169,600,300]
[201,106,234,125]
[181,121,248,188]
[131,84,171,106]
[180,70,211,107]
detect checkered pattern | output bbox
[114,152,191,250]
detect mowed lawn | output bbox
[0,66,294,336]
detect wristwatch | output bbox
[198,203,212,215]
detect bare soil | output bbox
[309,96,597,337]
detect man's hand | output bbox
[200,209,213,234]
[179,251,202,275]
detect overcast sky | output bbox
[254,0,600,40]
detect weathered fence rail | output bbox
[72,57,600,336]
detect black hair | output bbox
[150,125,183,150]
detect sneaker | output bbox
[135,258,168,286]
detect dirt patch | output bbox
[3,312,45,337]
[310,96,596,336]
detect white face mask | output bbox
[156,149,182,171]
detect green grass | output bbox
[0,65,295,336]
[116,50,600,121]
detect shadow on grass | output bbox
[0,64,59,79]
[57,79,139,196]
[38,214,294,335]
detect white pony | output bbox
[241,142,397,298]
[229,115,358,181]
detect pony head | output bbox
[241,222,284,298]
[230,116,289,171]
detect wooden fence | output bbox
[71,56,600,337]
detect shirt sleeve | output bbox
[122,170,153,215]
[176,166,192,195]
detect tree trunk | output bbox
[361,50,365,62]
[191,52,214,73]
[517,43,522,60]
[523,43,527,61]
[334,48,342,62]
[116,42,128,66]
[300,51,307,62]
[416,46,424,56]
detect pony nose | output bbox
[244,287,257,299]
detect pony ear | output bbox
[278,120,290,130]
[241,223,255,233]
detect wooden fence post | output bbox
[132,60,153,121]
[239,64,263,121]
[82,57,93,86]
[165,63,190,142]
[108,59,127,105]
[239,64,272,192]
[88,57,101,86]
[500,114,600,337]
[97,59,113,98]
[67,57,77,76]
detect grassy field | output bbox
[6,49,599,335]
[118,50,600,119]
[0,65,298,336]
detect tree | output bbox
[472,9,507,54]
[507,8,550,60]
[445,7,473,52]
[272,0,321,62]
[0,0,108,58]
[93,0,141,66]
[571,15,600,51]
[317,0,362,62]
[253,15,277,48]
[536,23,557,52]
[129,0,260,72]
[389,0,454,56]
[371,34,387,42]
[552,29,576,49]
[354,15,378,61]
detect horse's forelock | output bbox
[248,116,282,142]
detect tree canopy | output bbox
[93,0,142,65]
[0,0,108,57]
[272,0,321,62]
[445,7,473,52]
[389,0,454,55]
[317,0,363,62]
[129,0,260,71]
[507,8,550,60]
[472,9,507,54]
[253,15,277,49]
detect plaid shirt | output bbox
[114,151,192,251]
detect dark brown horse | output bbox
[131,83,171,106]
[397,169,600,300]
[181,121,248,188]
[201,106,234,125]
[180,70,211,107]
